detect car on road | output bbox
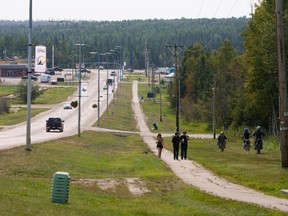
[106,78,114,85]
[21,75,38,81]
[53,67,63,72]
[110,71,117,76]
[81,68,91,73]
[63,102,72,109]
[46,117,64,132]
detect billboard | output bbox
[35,45,46,73]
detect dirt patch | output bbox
[124,177,151,196]
[73,177,150,196]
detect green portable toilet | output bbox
[51,171,70,204]
[152,123,158,130]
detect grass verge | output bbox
[0,131,285,216]
[93,82,138,131]
[0,108,48,125]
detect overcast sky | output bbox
[1,0,254,21]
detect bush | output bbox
[0,99,10,114]
[16,80,43,103]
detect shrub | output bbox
[0,99,10,114]
[16,80,43,103]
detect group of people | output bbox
[155,131,190,160]
[155,125,265,160]
[217,126,265,151]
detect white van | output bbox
[40,74,51,83]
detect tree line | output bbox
[168,0,288,133]
[0,17,247,69]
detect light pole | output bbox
[111,48,122,82]
[107,52,118,102]
[49,20,84,137]
[90,52,104,127]
[26,0,33,151]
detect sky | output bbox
[1,0,255,21]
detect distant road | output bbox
[0,69,116,150]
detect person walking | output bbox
[180,131,190,160]
[171,132,180,160]
[156,133,164,159]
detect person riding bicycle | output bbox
[252,126,264,150]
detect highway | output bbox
[0,69,118,150]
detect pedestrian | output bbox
[156,133,164,159]
[217,131,227,149]
[171,132,180,160]
[180,131,190,160]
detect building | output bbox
[0,64,30,78]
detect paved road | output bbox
[0,70,116,150]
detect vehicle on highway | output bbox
[46,68,55,75]
[103,85,108,90]
[110,71,117,76]
[46,117,64,132]
[21,75,38,81]
[40,74,51,83]
[53,67,63,72]
[106,78,114,85]
[63,102,72,109]
[81,68,91,73]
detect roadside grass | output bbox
[138,83,211,133]
[12,87,75,105]
[0,108,48,125]
[99,81,288,200]
[0,85,17,96]
[94,82,138,131]
[163,136,288,199]
[123,72,148,82]
[0,131,285,216]
[33,87,77,104]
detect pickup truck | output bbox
[46,117,64,132]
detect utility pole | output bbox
[144,41,149,77]
[167,43,183,133]
[276,0,288,167]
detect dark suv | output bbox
[46,117,64,132]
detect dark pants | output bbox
[181,146,187,159]
[173,144,179,160]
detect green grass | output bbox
[1,80,288,215]
[94,82,138,131]
[138,83,211,133]
[0,108,48,125]
[33,87,77,104]
[163,137,288,199]
[0,131,285,216]
[0,85,18,96]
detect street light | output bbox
[107,52,118,103]
[49,20,84,137]
[110,49,121,82]
[114,46,123,80]
[26,0,33,151]
[90,52,105,127]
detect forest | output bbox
[0,0,287,133]
[0,17,247,69]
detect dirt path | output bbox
[131,81,288,213]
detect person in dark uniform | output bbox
[171,132,180,160]
[180,131,190,160]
